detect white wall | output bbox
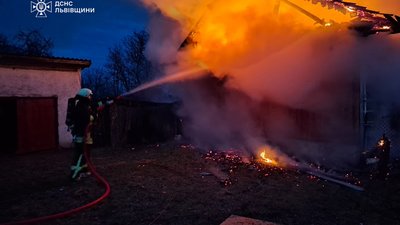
[0,67,81,147]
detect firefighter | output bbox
[70,88,95,181]
[377,133,391,179]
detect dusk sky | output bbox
[0,0,149,68]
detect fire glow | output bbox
[140,0,398,80]
[201,147,363,190]
[133,0,392,192]
[256,145,297,168]
[259,150,278,166]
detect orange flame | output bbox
[259,149,278,166]
[139,0,400,91]
[140,0,400,78]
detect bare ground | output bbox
[0,142,399,225]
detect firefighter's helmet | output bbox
[76,88,93,98]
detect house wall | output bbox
[109,100,180,147]
[259,76,360,145]
[0,67,81,147]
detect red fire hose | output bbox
[1,146,111,225]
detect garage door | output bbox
[17,97,58,154]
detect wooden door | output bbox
[17,98,58,154]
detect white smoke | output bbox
[141,2,400,169]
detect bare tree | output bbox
[0,34,13,53]
[15,29,53,56]
[82,68,114,99]
[107,44,129,94]
[106,30,153,95]
[0,30,53,56]
[124,30,152,86]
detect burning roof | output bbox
[141,0,400,79]
[137,0,400,180]
[299,0,400,35]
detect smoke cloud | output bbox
[354,0,400,15]
[139,0,400,169]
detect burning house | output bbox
[108,98,181,147]
[137,0,400,170]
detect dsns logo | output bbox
[30,0,52,18]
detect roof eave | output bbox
[0,54,91,71]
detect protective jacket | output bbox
[72,95,91,143]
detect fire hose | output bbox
[1,145,111,225]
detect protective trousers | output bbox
[70,142,88,180]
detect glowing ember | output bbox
[199,147,363,191]
[259,150,278,166]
